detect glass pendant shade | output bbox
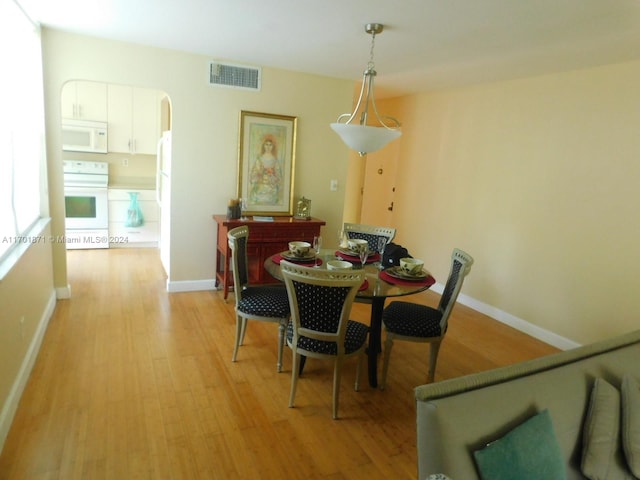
[330,123,401,156]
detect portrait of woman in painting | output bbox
[249,134,283,205]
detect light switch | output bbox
[330,179,338,191]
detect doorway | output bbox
[60,80,172,287]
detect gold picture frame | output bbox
[237,110,297,216]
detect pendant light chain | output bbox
[368,31,376,71]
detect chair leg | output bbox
[428,340,442,383]
[239,317,248,345]
[380,333,395,390]
[289,351,300,408]
[232,314,243,362]
[332,357,344,420]
[354,352,363,392]
[276,322,285,373]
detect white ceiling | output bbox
[16,0,640,96]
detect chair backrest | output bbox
[227,225,250,305]
[343,223,396,251]
[437,248,474,331]
[280,261,364,354]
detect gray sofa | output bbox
[415,329,640,479]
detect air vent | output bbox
[208,62,261,91]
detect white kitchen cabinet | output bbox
[107,85,161,154]
[108,189,159,247]
[61,81,108,121]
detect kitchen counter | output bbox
[108,176,156,190]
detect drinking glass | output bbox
[240,198,248,220]
[376,237,388,270]
[358,246,369,269]
[313,235,323,267]
[336,229,345,249]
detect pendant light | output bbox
[330,23,401,156]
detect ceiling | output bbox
[16,0,640,96]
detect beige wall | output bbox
[0,224,55,446]
[41,29,354,291]
[383,59,640,345]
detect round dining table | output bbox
[264,248,436,388]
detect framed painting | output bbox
[237,110,297,216]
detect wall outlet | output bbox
[330,179,338,191]
[122,158,129,166]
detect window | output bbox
[0,1,46,263]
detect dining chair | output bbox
[280,260,368,419]
[342,223,397,306]
[227,226,291,372]
[380,248,474,388]
[343,223,396,251]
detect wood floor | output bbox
[0,248,559,479]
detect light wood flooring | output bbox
[0,248,559,479]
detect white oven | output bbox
[63,161,109,249]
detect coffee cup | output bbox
[327,260,353,271]
[347,238,368,253]
[289,241,311,257]
[400,257,424,276]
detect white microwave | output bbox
[62,119,108,153]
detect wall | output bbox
[0,223,56,449]
[386,60,640,345]
[41,30,354,292]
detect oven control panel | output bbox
[63,160,109,175]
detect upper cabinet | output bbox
[107,85,161,155]
[61,81,108,121]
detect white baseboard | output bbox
[0,290,56,452]
[167,278,217,293]
[430,283,581,351]
[56,284,71,299]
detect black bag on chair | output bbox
[382,243,412,267]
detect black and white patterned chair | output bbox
[228,226,290,372]
[380,248,474,388]
[280,261,368,419]
[343,222,395,253]
[342,223,396,307]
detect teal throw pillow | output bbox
[473,409,566,480]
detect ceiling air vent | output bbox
[208,62,261,91]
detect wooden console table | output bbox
[213,215,326,299]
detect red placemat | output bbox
[359,279,369,291]
[334,251,380,264]
[379,270,435,287]
[272,253,321,266]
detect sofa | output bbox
[415,329,640,479]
